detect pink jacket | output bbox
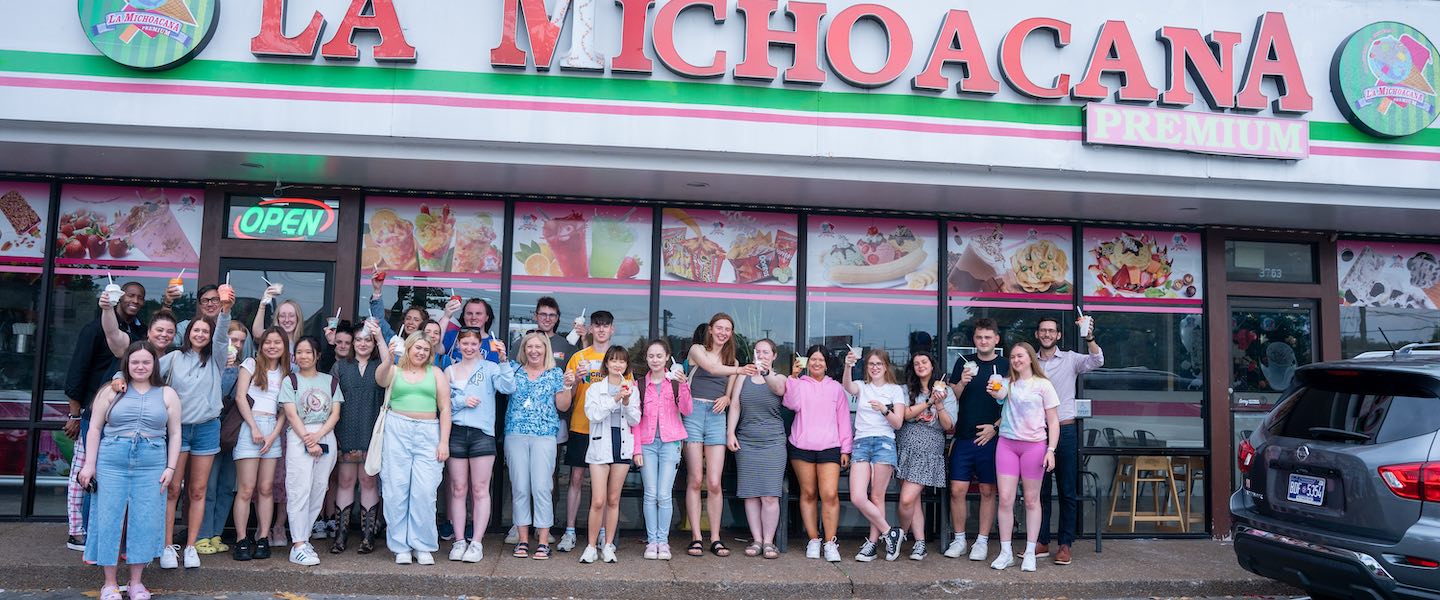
[632,373,694,445]
[783,376,853,454]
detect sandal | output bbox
[100,585,122,600]
[710,540,730,557]
[686,540,704,557]
[763,544,780,559]
[512,542,529,558]
[743,543,762,557]
[128,583,152,600]
[533,544,551,560]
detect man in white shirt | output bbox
[1032,315,1103,567]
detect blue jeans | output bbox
[1038,423,1079,547]
[640,440,681,544]
[198,449,237,540]
[84,436,167,566]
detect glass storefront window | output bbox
[0,182,48,423]
[0,429,30,516]
[1081,311,1206,449]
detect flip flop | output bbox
[687,540,704,557]
[743,543,762,557]
[711,540,730,557]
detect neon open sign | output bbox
[227,197,339,242]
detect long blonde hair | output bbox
[276,299,304,337]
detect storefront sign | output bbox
[1084,104,1309,159]
[363,197,504,276]
[947,222,1071,300]
[1338,240,1440,309]
[1082,228,1202,305]
[1332,22,1440,138]
[227,197,338,242]
[58,185,203,266]
[78,0,218,70]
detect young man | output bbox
[556,310,615,552]
[943,318,1007,562]
[1032,316,1104,566]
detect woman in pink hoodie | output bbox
[784,345,853,563]
[631,339,693,560]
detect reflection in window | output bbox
[1340,306,1440,358]
[1080,311,1205,449]
[0,429,30,516]
[659,294,796,373]
[0,266,42,422]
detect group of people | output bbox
[63,273,1102,598]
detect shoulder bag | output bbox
[363,380,395,476]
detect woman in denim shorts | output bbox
[231,327,292,561]
[840,348,907,562]
[681,313,758,557]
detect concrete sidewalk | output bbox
[0,523,1295,599]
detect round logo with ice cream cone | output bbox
[1332,22,1440,138]
[79,0,218,71]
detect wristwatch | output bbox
[68,414,82,421]
[882,405,893,416]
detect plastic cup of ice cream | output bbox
[964,362,979,378]
[1077,309,1093,339]
[104,283,123,305]
[168,277,185,296]
[227,344,238,362]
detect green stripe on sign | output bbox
[1,49,1437,147]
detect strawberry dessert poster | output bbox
[57,185,203,266]
[363,197,505,276]
[511,203,651,281]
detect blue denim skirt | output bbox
[84,435,167,566]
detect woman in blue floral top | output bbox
[503,332,576,560]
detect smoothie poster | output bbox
[57,185,203,267]
[0,181,49,261]
[1338,239,1440,309]
[660,208,797,286]
[1082,228,1202,304]
[947,222,1072,298]
[363,197,505,277]
[512,202,652,280]
[807,216,938,290]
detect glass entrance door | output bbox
[1228,298,1317,488]
[220,259,335,345]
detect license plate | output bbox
[1287,473,1326,506]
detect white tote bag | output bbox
[363,385,393,477]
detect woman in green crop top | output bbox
[376,331,452,566]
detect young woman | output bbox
[727,338,788,559]
[231,327,291,561]
[504,332,574,560]
[988,342,1060,572]
[251,290,303,544]
[896,352,955,561]
[443,329,516,563]
[441,298,502,365]
[423,320,448,368]
[378,331,453,566]
[784,346,851,563]
[633,339,692,561]
[279,336,345,567]
[683,313,757,557]
[330,319,390,554]
[579,345,641,564]
[79,342,182,600]
[841,348,907,562]
[196,321,250,556]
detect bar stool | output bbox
[1106,455,1137,528]
[1171,457,1205,531]
[1117,456,1186,533]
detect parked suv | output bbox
[1231,344,1440,600]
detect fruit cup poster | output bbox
[807,216,938,290]
[363,197,505,276]
[512,203,652,280]
[0,182,49,260]
[1337,239,1440,309]
[660,208,797,286]
[1081,228,1202,303]
[57,185,203,266]
[948,222,1072,297]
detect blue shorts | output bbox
[682,400,727,445]
[179,418,221,456]
[851,436,897,466]
[949,437,998,485]
[233,414,282,460]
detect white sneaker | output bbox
[395,551,412,565]
[990,552,1014,570]
[504,525,520,545]
[601,544,617,563]
[462,540,483,563]
[1021,551,1037,572]
[557,531,577,552]
[159,544,179,569]
[644,543,659,560]
[657,543,672,561]
[182,545,200,569]
[579,545,598,564]
[968,538,989,561]
[311,520,328,540]
[805,538,822,559]
[449,540,468,561]
[823,538,841,562]
[289,543,320,566]
[943,534,967,559]
[415,551,435,565]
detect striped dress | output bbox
[734,376,787,498]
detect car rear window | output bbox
[1266,372,1440,445]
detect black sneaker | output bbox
[439,522,455,542]
[253,537,271,560]
[66,535,86,551]
[855,539,878,562]
[233,538,254,561]
[882,527,906,561]
[909,539,928,561]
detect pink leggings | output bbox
[995,437,1046,480]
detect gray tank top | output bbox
[689,364,730,401]
[104,386,168,438]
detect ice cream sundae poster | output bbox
[947,222,1071,299]
[363,197,505,279]
[1338,240,1440,309]
[0,182,50,261]
[57,185,202,267]
[661,208,797,287]
[807,216,938,291]
[1082,228,1202,305]
[512,202,651,281]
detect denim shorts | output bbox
[851,435,897,466]
[233,414,282,460]
[180,417,221,456]
[682,400,727,445]
[449,425,497,459]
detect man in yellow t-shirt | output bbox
[556,310,615,552]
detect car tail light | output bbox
[1403,556,1440,569]
[1237,439,1256,474]
[1378,463,1440,502]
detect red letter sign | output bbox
[251,0,325,58]
[734,0,827,85]
[1071,20,1158,103]
[611,0,656,73]
[824,4,913,88]
[1235,12,1312,113]
[1156,26,1241,109]
[999,17,1072,100]
[319,0,416,62]
[491,0,573,69]
[912,10,999,95]
[653,0,727,78]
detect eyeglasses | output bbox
[1036,328,1060,333]
[536,312,559,319]
[199,297,221,306]
[459,327,486,333]
[866,361,886,367]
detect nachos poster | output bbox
[0,182,49,260]
[660,208,797,286]
[947,222,1072,297]
[362,197,505,277]
[57,185,203,266]
[807,216,938,290]
[1338,240,1440,309]
[512,203,652,281]
[1082,228,1202,302]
